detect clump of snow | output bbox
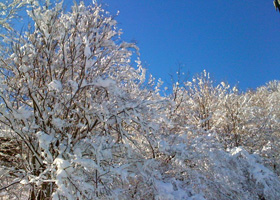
[54,158,73,179]
[13,106,33,120]
[94,77,116,88]
[48,80,62,92]
[36,131,54,150]
[154,180,194,200]
[84,37,91,57]
[52,117,65,131]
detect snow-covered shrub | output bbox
[176,133,280,200]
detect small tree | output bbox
[179,70,225,131]
[214,85,250,148]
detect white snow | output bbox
[94,77,116,88]
[36,131,54,150]
[48,80,62,92]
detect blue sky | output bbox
[98,0,280,91]
[14,0,280,90]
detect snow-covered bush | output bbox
[182,133,280,200]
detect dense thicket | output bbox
[0,1,279,199]
[170,71,280,174]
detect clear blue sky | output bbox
[15,0,280,90]
[97,0,280,91]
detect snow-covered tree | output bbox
[0,1,169,199]
[244,81,280,174]
[213,85,251,148]
[170,70,227,134]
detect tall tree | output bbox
[0,1,167,199]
